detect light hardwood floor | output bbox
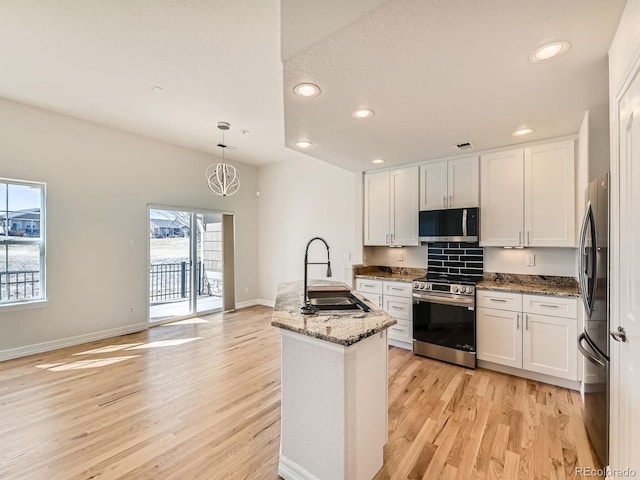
[0,306,602,479]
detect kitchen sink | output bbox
[309,294,371,312]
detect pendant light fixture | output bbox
[206,121,240,197]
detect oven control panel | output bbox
[413,281,475,296]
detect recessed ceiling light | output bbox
[372,159,385,164]
[240,129,250,135]
[296,140,314,149]
[530,41,570,62]
[152,85,163,93]
[353,108,374,119]
[293,83,320,98]
[513,127,534,136]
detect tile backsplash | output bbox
[427,242,484,280]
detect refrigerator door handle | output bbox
[578,202,597,314]
[578,333,606,367]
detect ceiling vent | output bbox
[455,141,474,150]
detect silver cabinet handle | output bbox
[443,196,447,208]
[390,233,394,244]
[449,195,453,207]
[611,326,627,342]
[490,298,507,303]
[516,313,520,329]
[527,231,530,246]
[390,287,403,291]
[525,314,529,330]
[391,305,403,310]
[518,231,522,246]
[539,304,559,309]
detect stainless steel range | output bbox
[412,274,477,368]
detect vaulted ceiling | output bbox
[0,1,626,172]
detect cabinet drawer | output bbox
[355,278,383,294]
[357,292,383,309]
[383,296,412,320]
[522,294,577,318]
[382,280,412,298]
[388,319,411,342]
[476,290,522,311]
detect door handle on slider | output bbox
[611,326,627,342]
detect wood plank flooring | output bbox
[0,306,602,479]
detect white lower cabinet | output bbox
[356,278,413,350]
[477,290,578,381]
[476,307,522,368]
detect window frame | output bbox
[0,177,47,308]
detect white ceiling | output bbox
[0,1,627,172]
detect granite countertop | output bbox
[476,273,581,298]
[353,266,426,283]
[271,280,397,346]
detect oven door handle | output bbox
[413,293,475,308]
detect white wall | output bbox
[363,246,427,268]
[484,247,577,277]
[258,156,357,302]
[0,98,259,355]
[609,0,640,94]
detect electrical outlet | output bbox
[398,251,404,261]
[128,306,135,314]
[526,254,535,266]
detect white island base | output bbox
[278,328,388,480]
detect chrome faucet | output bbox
[300,237,332,314]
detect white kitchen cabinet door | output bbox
[448,156,479,208]
[364,171,390,246]
[389,166,419,246]
[480,149,524,246]
[524,141,575,247]
[419,161,448,210]
[522,313,578,380]
[476,307,522,368]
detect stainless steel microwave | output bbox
[419,207,479,242]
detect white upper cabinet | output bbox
[364,167,419,246]
[480,149,524,246]
[419,156,478,211]
[447,156,480,209]
[524,141,575,247]
[364,171,390,246]
[480,140,575,247]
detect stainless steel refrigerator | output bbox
[577,172,609,467]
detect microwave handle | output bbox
[462,209,467,237]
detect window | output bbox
[0,179,46,305]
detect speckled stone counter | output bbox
[353,265,426,282]
[477,273,580,298]
[271,279,397,346]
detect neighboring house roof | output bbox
[150,219,186,229]
[0,209,40,221]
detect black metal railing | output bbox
[0,270,40,301]
[149,262,218,303]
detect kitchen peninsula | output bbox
[272,280,396,480]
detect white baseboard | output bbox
[0,322,148,362]
[278,455,321,480]
[235,299,275,309]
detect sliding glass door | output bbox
[148,207,225,322]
